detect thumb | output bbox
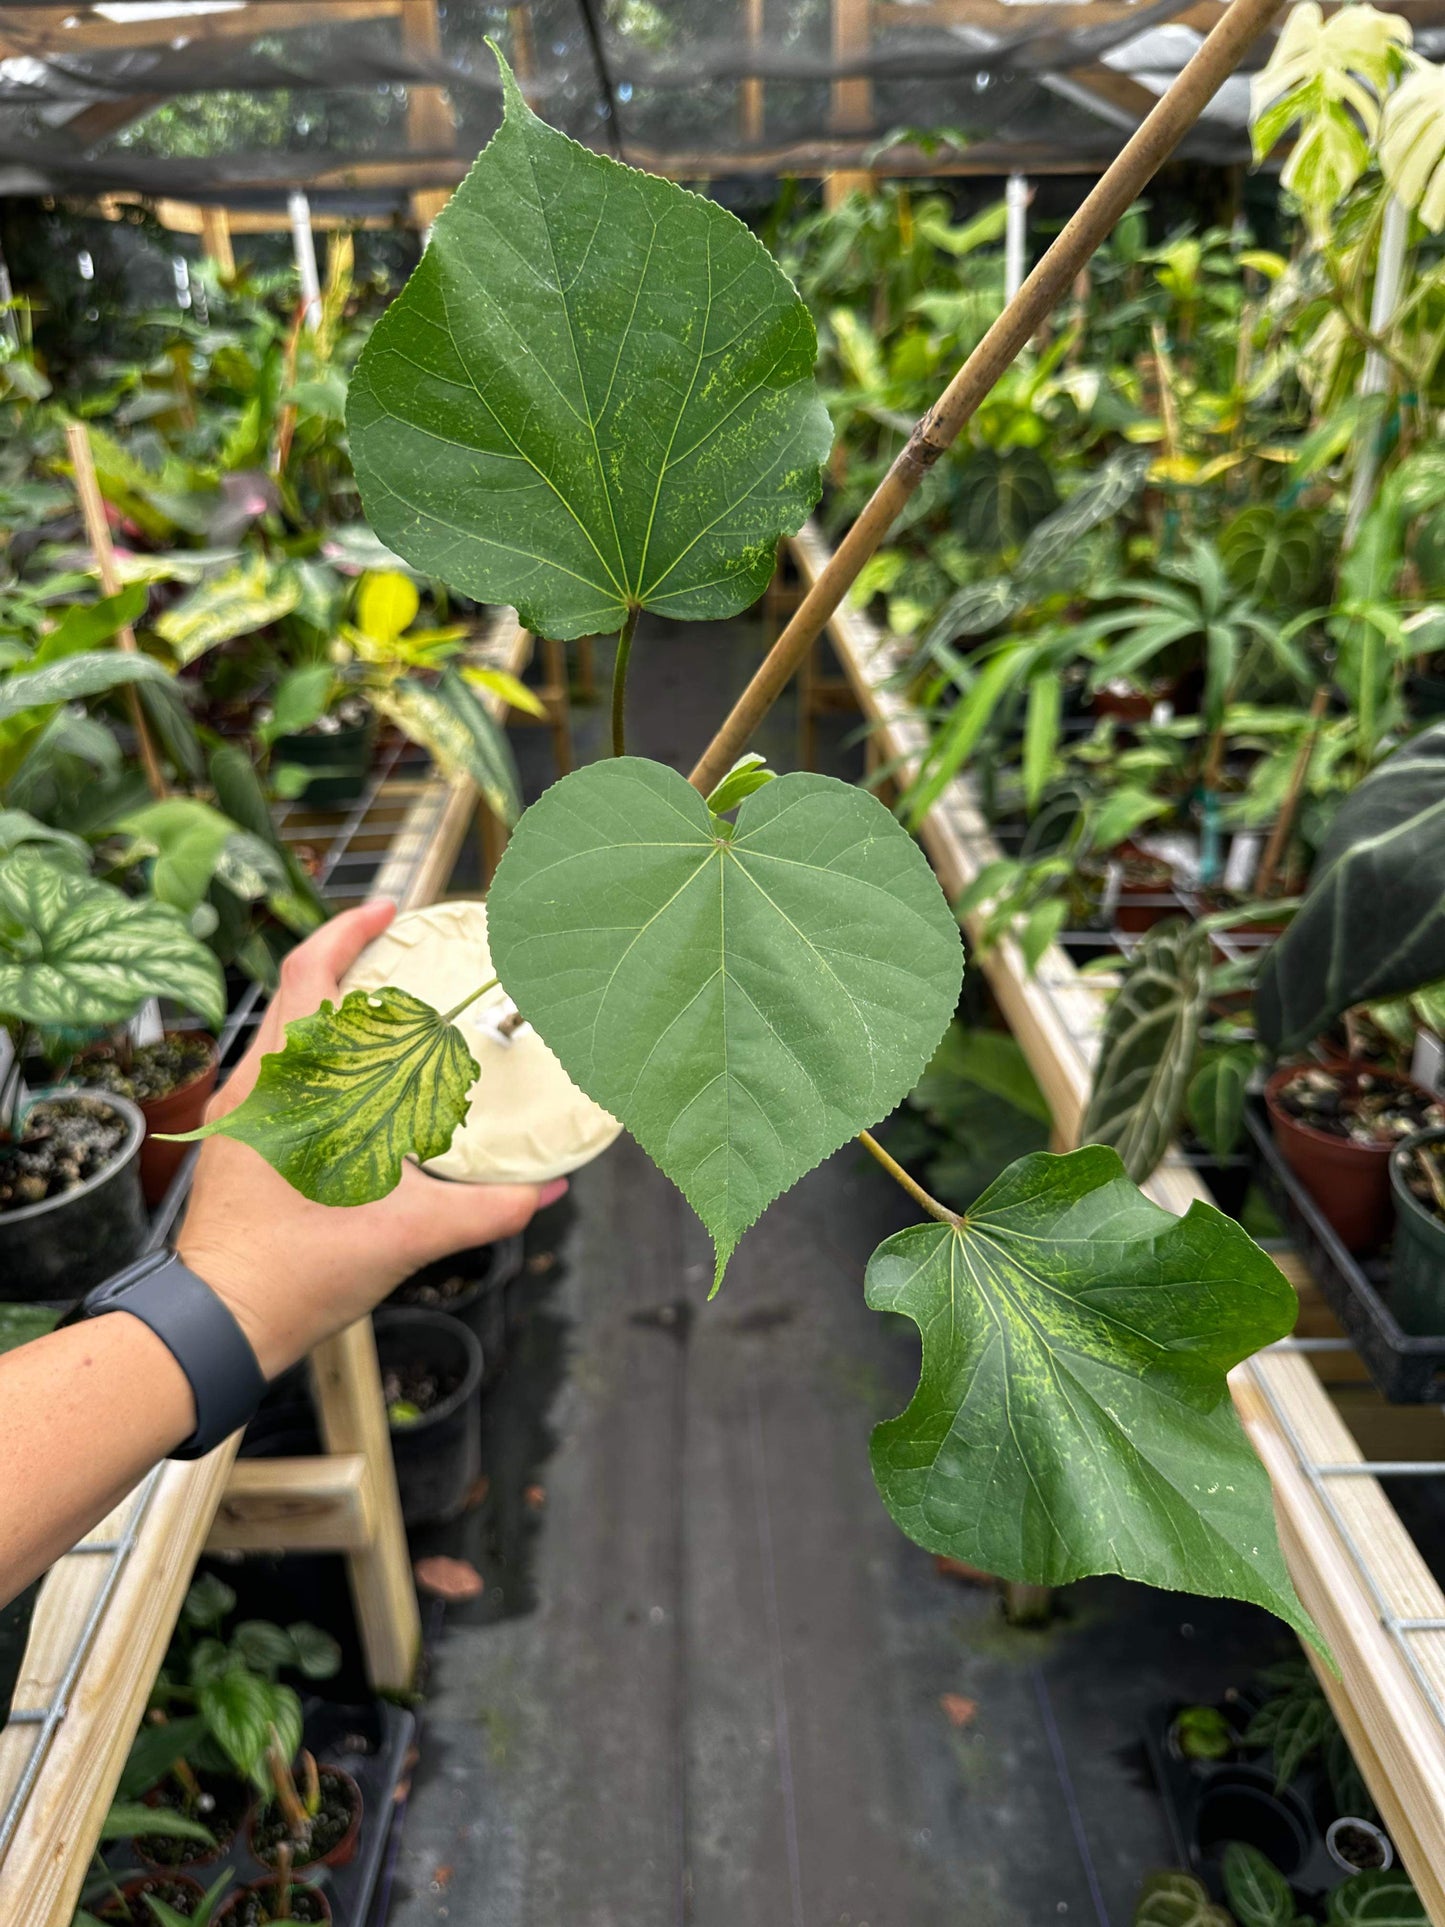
[415,1174,569,1259]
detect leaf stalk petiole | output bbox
[442,975,500,1024]
[611,605,641,758]
[858,1129,962,1227]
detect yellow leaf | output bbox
[356,570,420,646]
[463,665,547,717]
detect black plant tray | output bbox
[1145,1702,1345,1911]
[106,1698,414,1925]
[1244,1098,1445,1405]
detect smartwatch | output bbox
[58,1250,268,1459]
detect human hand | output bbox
[177,898,564,1380]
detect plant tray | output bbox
[1244,1098,1445,1405]
[1145,1702,1357,1907]
[106,1699,414,1925]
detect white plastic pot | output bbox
[341,900,621,1184]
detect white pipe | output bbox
[288,188,322,330]
[1005,172,1029,303]
[1345,194,1409,545]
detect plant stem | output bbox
[442,976,499,1024]
[611,605,641,758]
[858,1129,961,1227]
[684,0,1286,798]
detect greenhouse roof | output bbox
[3,0,1445,208]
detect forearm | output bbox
[0,1315,195,1605]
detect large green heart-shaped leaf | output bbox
[1257,722,1445,1053]
[487,757,963,1284]
[347,48,831,641]
[181,986,477,1204]
[0,849,224,1031]
[865,1146,1319,1648]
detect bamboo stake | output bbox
[64,419,167,800]
[1256,682,1330,899]
[687,0,1287,797]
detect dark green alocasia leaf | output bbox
[348,49,831,641]
[1221,1842,1295,1927]
[0,850,225,1031]
[1081,923,1213,1184]
[0,648,172,724]
[1328,1871,1428,1926]
[1187,1042,1256,1158]
[488,757,963,1286]
[179,986,478,1204]
[1257,723,1445,1053]
[865,1147,1318,1648]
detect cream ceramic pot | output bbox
[341,900,621,1184]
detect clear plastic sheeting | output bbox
[0,0,1388,203]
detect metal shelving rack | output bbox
[789,522,1445,1921]
[0,608,533,1926]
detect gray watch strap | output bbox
[60,1251,268,1459]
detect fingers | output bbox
[277,897,396,1009]
[411,1172,568,1259]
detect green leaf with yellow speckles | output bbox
[176,986,476,1204]
[866,1146,1323,1651]
[347,45,831,641]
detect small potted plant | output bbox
[0,849,223,1298]
[1265,1062,1444,1254]
[247,1734,362,1875]
[216,1851,331,1926]
[1388,1127,1445,1335]
[124,1867,236,1927]
[71,1030,221,1207]
[373,1306,485,1526]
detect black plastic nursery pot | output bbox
[387,1233,524,1385]
[373,1307,485,1526]
[0,1089,147,1303]
[273,713,377,808]
[1389,1128,1445,1337]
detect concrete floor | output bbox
[388,613,1298,1927]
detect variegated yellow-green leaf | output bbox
[866,1147,1321,1651]
[177,987,477,1204]
[486,756,964,1287]
[1380,62,1445,231]
[372,666,521,824]
[1250,2,1411,217]
[156,556,300,666]
[0,849,225,1031]
[347,47,831,641]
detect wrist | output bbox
[174,1234,294,1382]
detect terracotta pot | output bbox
[137,1770,251,1872]
[1265,1063,1437,1255]
[247,1764,363,1873]
[215,1878,332,1925]
[138,1032,221,1206]
[99,1874,204,1924]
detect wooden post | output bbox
[825,0,873,207]
[309,1322,422,1691]
[740,0,765,145]
[541,634,574,777]
[199,205,234,276]
[402,0,455,230]
[64,421,167,801]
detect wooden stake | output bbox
[1257,683,1330,899]
[687,0,1287,797]
[64,420,167,800]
